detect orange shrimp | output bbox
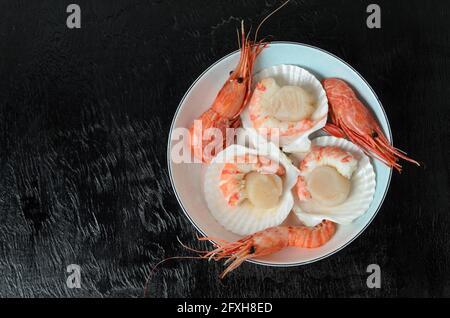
[144,220,335,295]
[200,220,336,278]
[189,1,291,163]
[189,23,266,163]
[322,78,419,172]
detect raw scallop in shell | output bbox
[293,136,376,227]
[204,144,299,235]
[241,64,328,153]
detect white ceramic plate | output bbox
[168,42,392,266]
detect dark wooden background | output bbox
[0,0,448,298]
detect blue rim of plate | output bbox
[167,41,393,267]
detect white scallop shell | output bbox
[241,64,328,153]
[293,136,376,227]
[204,144,299,236]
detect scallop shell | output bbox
[204,144,299,235]
[241,64,328,153]
[293,136,376,227]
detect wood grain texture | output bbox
[0,0,449,298]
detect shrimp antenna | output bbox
[143,255,204,297]
[254,0,290,43]
[143,236,231,297]
[176,236,210,254]
[237,21,242,49]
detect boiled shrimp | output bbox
[323,78,419,172]
[144,220,336,295]
[200,220,336,278]
[188,1,291,163]
[189,24,266,163]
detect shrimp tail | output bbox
[323,122,347,139]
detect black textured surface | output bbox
[0,0,449,298]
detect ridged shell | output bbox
[204,144,299,235]
[293,136,376,226]
[241,64,328,153]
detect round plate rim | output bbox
[167,41,393,267]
